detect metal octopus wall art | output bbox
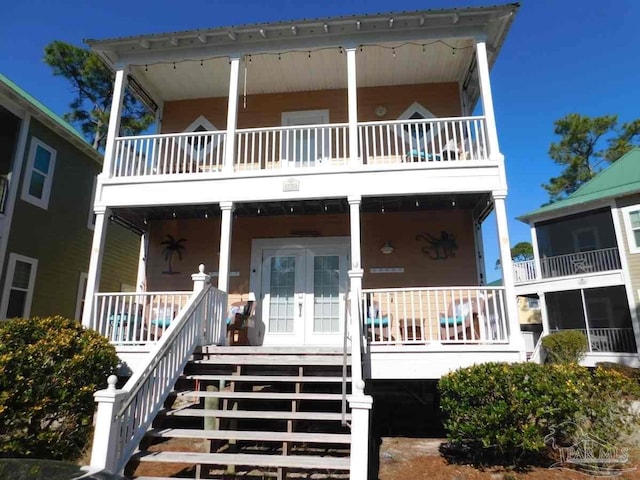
[416,231,458,260]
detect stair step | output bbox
[162,408,351,421]
[147,428,351,443]
[193,354,349,366]
[134,451,351,470]
[182,374,350,383]
[173,390,344,401]
[180,374,351,383]
[198,346,346,355]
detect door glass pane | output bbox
[268,256,295,333]
[313,255,340,333]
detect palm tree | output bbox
[161,235,187,274]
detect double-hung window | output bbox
[21,138,56,209]
[622,206,640,254]
[1,253,38,319]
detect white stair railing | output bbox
[90,267,227,473]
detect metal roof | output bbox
[0,73,102,165]
[518,148,640,222]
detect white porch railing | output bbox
[111,130,226,177]
[568,328,637,353]
[235,123,349,170]
[358,116,488,165]
[513,248,622,283]
[362,286,509,345]
[92,292,192,346]
[90,282,228,473]
[513,259,536,283]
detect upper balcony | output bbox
[513,208,623,286]
[89,5,517,206]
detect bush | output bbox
[0,316,119,461]
[439,362,640,466]
[541,330,588,364]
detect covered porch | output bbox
[82,192,524,375]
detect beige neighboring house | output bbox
[0,73,139,321]
[514,148,640,366]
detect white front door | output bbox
[254,238,349,346]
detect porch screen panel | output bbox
[313,255,340,333]
[268,256,295,333]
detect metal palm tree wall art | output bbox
[161,234,187,274]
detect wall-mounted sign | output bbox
[283,178,300,192]
[370,267,405,274]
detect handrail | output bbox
[357,115,486,126]
[341,293,351,427]
[528,333,545,363]
[115,130,227,141]
[236,122,349,134]
[91,284,227,473]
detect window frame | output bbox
[180,115,218,161]
[621,205,640,254]
[87,176,97,230]
[1,253,38,319]
[75,272,88,321]
[21,137,56,210]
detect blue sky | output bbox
[2,0,639,281]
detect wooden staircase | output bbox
[129,346,352,479]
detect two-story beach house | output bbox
[84,4,524,479]
[0,73,138,322]
[514,148,640,367]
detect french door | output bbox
[255,239,349,346]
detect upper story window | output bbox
[622,205,640,254]
[572,227,600,252]
[182,115,218,160]
[1,253,38,319]
[21,137,56,210]
[398,102,435,142]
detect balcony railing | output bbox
[358,116,488,165]
[362,286,509,346]
[111,130,226,177]
[235,123,349,170]
[107,116,491,178]
[513,248,622,283]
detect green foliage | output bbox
[541,330,588,364]
[44,40,154,150]
[510,242,533,262]
[0,316,118,461]
[543,113,640,203]
[439,362,640,466]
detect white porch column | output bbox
[135,232,148,292]
[475,41,501,161]
[218,201,234,291]
[82,206,110,328]
[223,55,241,172]
[348,195,362,269]
[345,47,360,166]
[538,291,550,335]
[90,375,126,472]
[530,222,542,280]
[347,393,373,480]
[493,193,525,355]
[102,68,128,177]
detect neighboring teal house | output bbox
[514,148,640,366]
[0,73,139,320]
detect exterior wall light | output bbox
[381,242,394,255]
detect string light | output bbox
[392,48,396,57]
[145,65,148,72]
[200,60,203,67]
[172,62,176,70]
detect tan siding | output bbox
[617,195,640,303]
[161,82,461,133]
[145,209,478,299]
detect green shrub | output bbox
[439,362,640,466]
[541,330,588,364]
[0,316,119,461]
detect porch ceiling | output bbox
[111,192,491,231]
[128,38,475,101]
[88,4,518,106]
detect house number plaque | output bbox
[283,178,300,192]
